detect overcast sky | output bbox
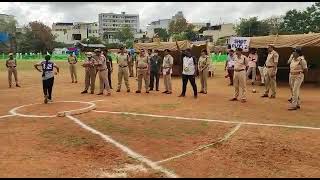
[0,2,314,30]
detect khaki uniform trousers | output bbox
[137,69,149,91]
[233,70,246,100]
[69,64,77,82]
[289,73,304,107]
[264,68,277,96]
[199,68,209,93]
[98,69,110,94]
[8,67,18,86]
[163,74,172,92]
[117,66,130,90]
[128,62,134,77]
[84,68,96,92]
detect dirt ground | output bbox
[0,61,319,177]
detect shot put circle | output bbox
[9,101,96,118]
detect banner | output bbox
[229,37,250,52]
[0,32,9,42]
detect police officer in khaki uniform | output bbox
[81,52,96,94]
[93,49,111,96]
[128,50,135,77]
[136,49,150,93]
[198,49,210,94]
[162,49,173,94]
[116,47,130,92]
[68,53,78,83]
[261,44,279,98]
[287,48,308,111]
[230,48,248,103]
[6,53,21,88]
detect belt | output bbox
[137,67,147,69]
[290,72,303,75]
[8,66,16,68]
[119,65,128,68]
[234,69,245,72]
[98,69,107,72]
[266,66,275,68]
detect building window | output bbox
[72,34,81,40]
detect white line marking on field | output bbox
[66,115,179,178]
[89,99,105,103]
[156,124,242,164]
[92,110,320,130]
[0,115,15,119]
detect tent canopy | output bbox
[249,33,320,48]
[134,40,191,51]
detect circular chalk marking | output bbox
[9,101,96,118]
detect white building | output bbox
[52,22,99,45]
[146,19,171,38]
[199,23,236,43]
[98,12,140,43]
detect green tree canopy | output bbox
[234,17,270,37]
[114,25,134,47]
[81,36,102,44]
[154,28,170,41]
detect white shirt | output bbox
[227,54,235,68]
[182,56,195,75]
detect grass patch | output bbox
[39,128,89,147]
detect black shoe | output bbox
[288,98,292,102]
[297,105,301,109]
[75,81,78,83]
[16,84,21,87]
[178,94,185,97]
[269,95,276,99]
[261,94,268,98]
[90,91,94,94]
[251,82,254,85]
[228,83,233,86]
[162,91,168,94]
[136,90,141,93]
[194,95,198,99]
[81,90,88,94]
[97,93,103,95]
[149,89,153,91]
[127,89,130,93]
[229,98,238,101]
[44,96,48,104]
[199,91,204,93]
[166,91,172,94]
[156,89,159,91]
[146,91,149,93]
[116,89,120,92]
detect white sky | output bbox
[0,2,314,30]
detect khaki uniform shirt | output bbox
[198,55,210,71]
[233,54,248,70]
[117,53,129,67]
[83,58,95,71]
[68,55,77,64]
[265,50,279,67]
[95,55,107,71]
[6,59,17,67]
[290,56,307,73]
[137,55,149,69]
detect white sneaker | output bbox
[48,99,53,103]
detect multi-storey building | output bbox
[98,12,139,43]
[146,19,171,38]
[52,22,99,45]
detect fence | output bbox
[0,52,118,61]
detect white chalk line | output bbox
[156,123,242,164]
[0,114,15,119]
[92,110,320,130]
[89,99,105,103]
[65,115,179,178]
[9,101,95,118]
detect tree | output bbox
[154,28,170,41]
[168,17,194,35]
[279,2,320,34]
[114,25,134,47]
[81,36,102,44]
[172,33,187,41]
[15,21,56,53]
[263,16,284,35]
[234,17,270,37]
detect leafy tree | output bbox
[168,17,194,35]
[280,2,320,34]
[263,16,284,35]
[172,33,187,41]
[234,17,270,37]
[154,28,170,41]
[16,21,55,53]
[114,25,134,47]
[81,36,102,44]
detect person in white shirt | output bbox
[176,43,198,98]
[224,49,235,86]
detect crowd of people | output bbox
[4,43,308,111]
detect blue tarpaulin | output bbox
[0,32,9,42]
